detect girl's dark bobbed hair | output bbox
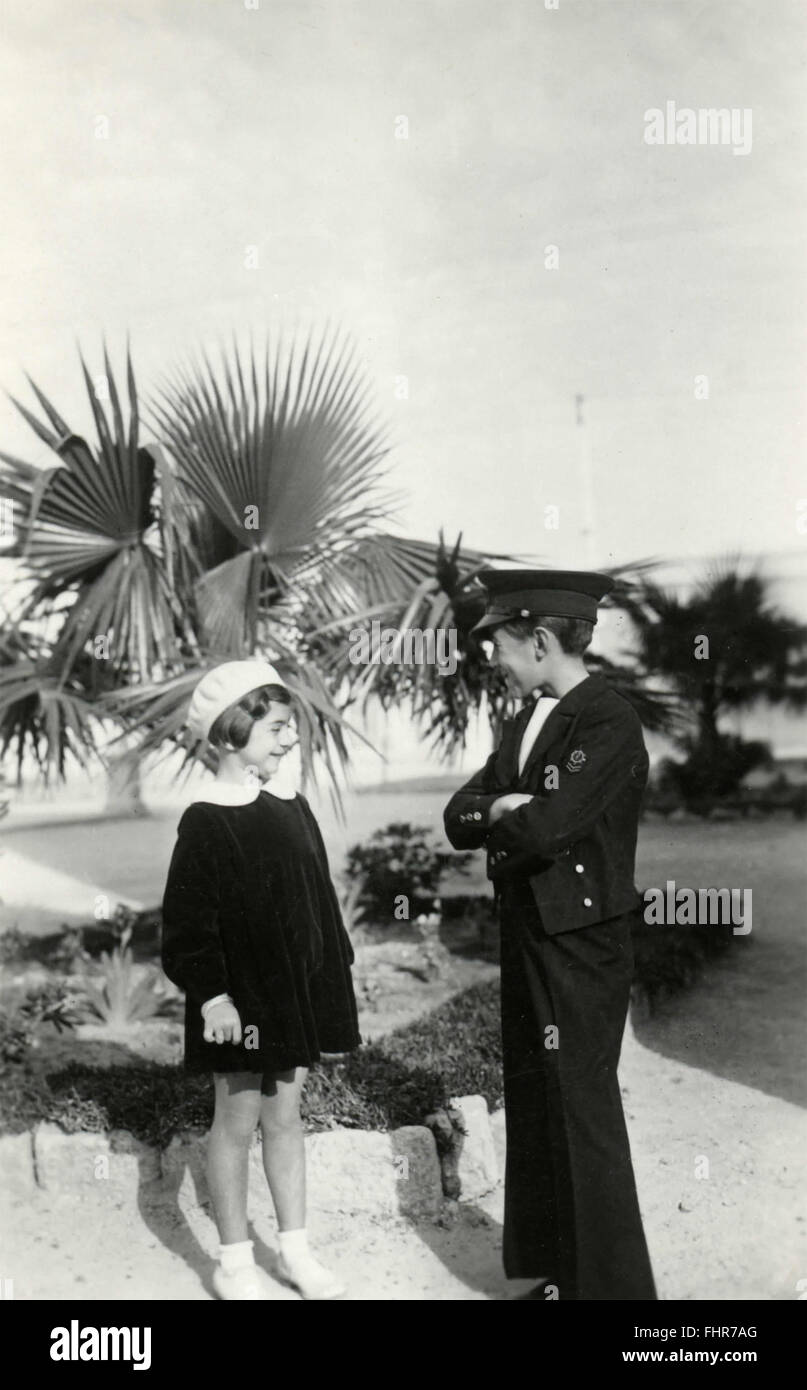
[208,683,291,751]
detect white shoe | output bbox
[212,1263,277,1301]
[276,1251,346,1300]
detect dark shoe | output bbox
[510,1278,553,1301]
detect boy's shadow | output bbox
[404,1198,507,1299]
[386,1127,509,1300]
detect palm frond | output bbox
[0,648,103,784]
[0,347,186,679]
[148,331,397,655]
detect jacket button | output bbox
[575,863,584,873]
[474,811,482,821]
[583,897,593,907]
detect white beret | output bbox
[185,660,288,743]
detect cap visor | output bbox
[471,612,510,636]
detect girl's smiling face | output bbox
[241,701,296,778]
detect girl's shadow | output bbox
[134,1135,299,1300]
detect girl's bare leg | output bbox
[259,1067,308,1231]
[208,1072,262,1244]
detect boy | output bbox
[444,569,656,1301]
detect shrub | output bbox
[344,822,471,923]
[0,1017,31,1066]
[18,981,84,1031]
[661,734,772,810]
[0,982,81,1068]
[0,926,29,966]
[630,907,737,1012]
[81,927,168,1028]
[0,912,160,970]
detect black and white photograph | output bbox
[0,0,804,1346]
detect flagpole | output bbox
[575,393,597,568]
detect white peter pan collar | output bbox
[196,778,297,806]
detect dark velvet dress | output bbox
[161,791,361,1074]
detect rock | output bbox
[305,1125,442,1219]
[449,1095,499,1200]
[23,1119,444,1224]
[33,1123,110,1191]
[489,1107,507,1175]
[0,1131,35,1194]
[392,1126,444,1218]
[424,1109,461,1199]
[31,1126,160,1196]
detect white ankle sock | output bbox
[278,1228,309,1260]
[277,1231,343,1298]
[219,1239,255,1273]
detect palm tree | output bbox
[0,336,508,799]
[0,347,178,792]
[624,560,807,799]
[0,332,674,800]
[312,540,675,756]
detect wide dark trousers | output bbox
[499,885,656,1300]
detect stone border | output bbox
[0,1095,499,1217]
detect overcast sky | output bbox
[0,0,804,583]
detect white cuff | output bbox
[201,993,233,1019]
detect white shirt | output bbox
[518,694,559,775]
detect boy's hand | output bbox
[489,793,533,825]
[203,1001,243,1045]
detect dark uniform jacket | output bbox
[444,673,648,932]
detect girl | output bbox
[161,659,361,1300]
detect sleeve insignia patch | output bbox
[565,748,587,773]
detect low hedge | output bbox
[0,981,504,1147]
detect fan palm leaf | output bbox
[148,329,393,654]
[0,637,102,782]
[0,346,188,681]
